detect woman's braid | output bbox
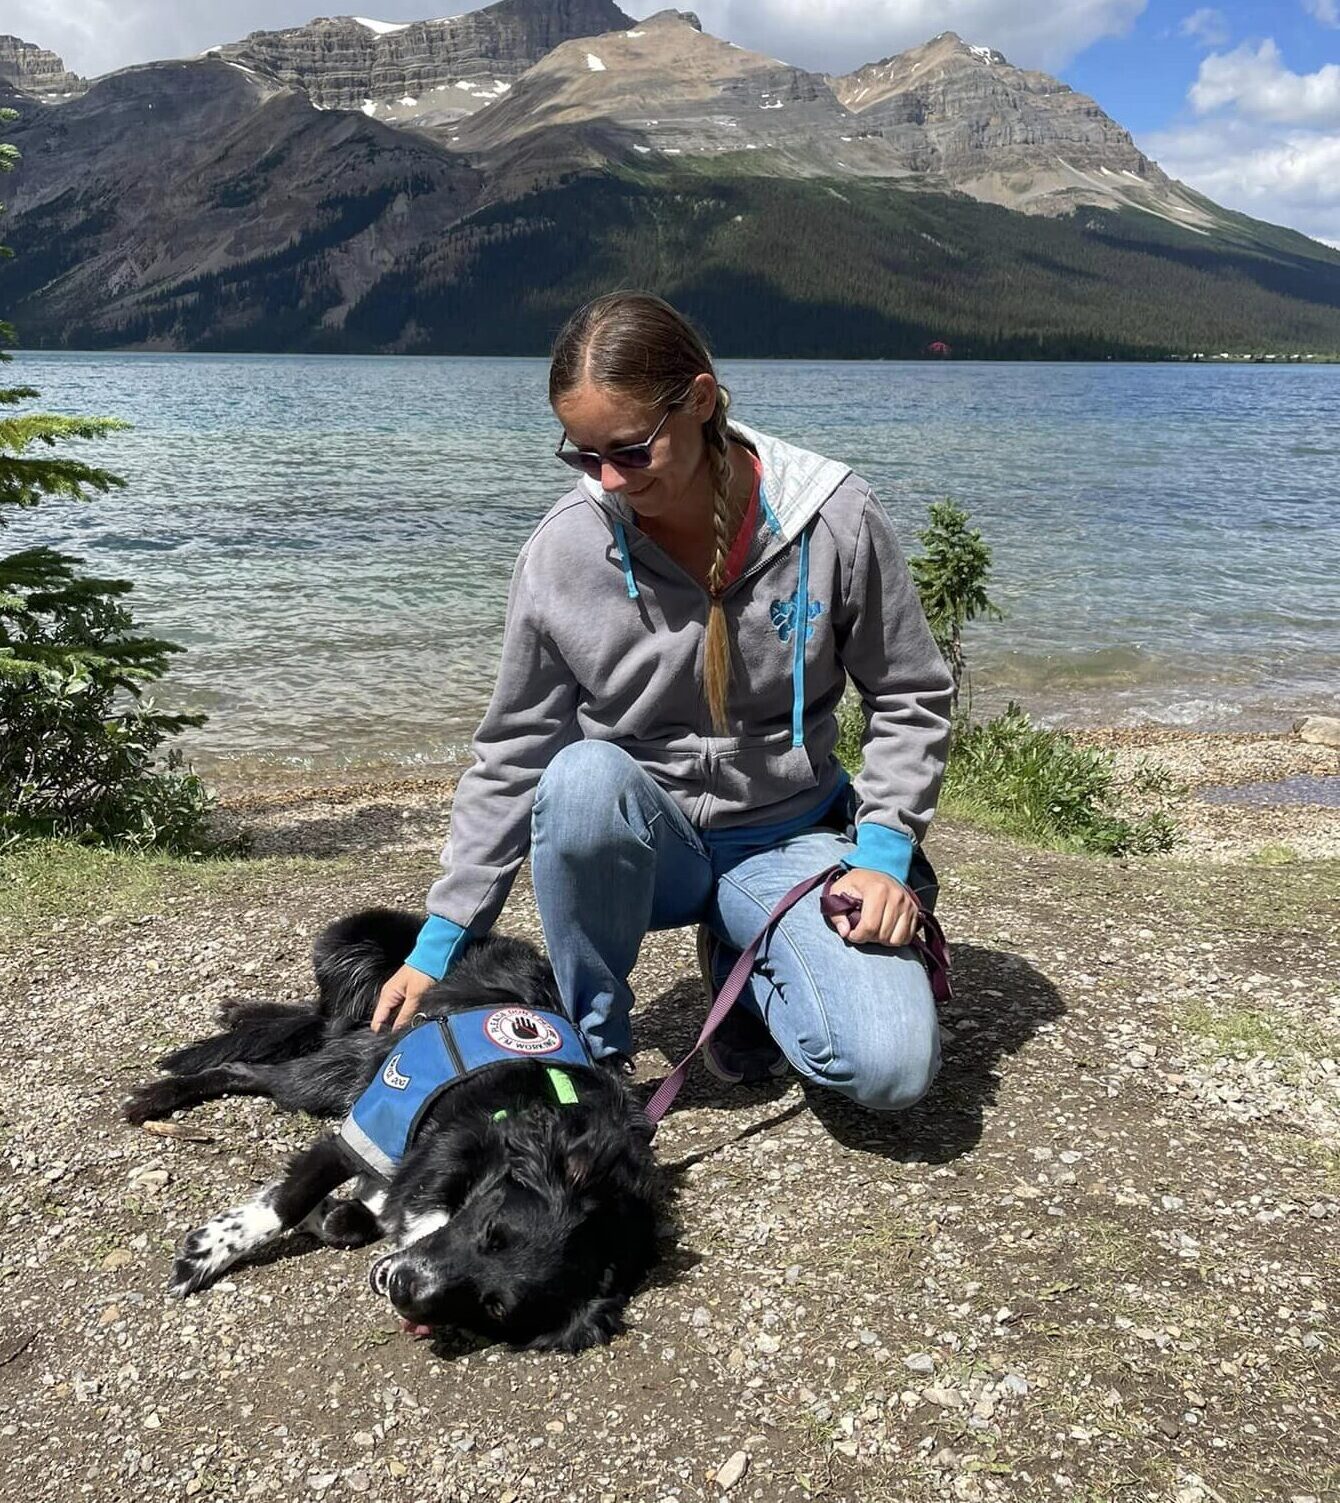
[703,386,738,735]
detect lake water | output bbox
[9,352,1339,777]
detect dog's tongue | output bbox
[399,1318,434,1339]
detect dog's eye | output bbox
[481,1225,508,1254]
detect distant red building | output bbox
[927,340,951,357]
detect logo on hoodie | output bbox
[770,594,824,645]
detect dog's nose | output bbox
[387,1263,417,1308]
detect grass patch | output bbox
[1254,843,1300,866]
[0,838,358,945]
[1148,854,1340,931]
[1178,999,1339,1082]
[839,699,1179,857]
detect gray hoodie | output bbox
[405,423,953,980]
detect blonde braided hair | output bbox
[549,292,742,735]
[702,385,739,735]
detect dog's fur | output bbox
[124,909,659,1353]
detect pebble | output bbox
[713,1451,749,1491]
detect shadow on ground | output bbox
[636,942,1064,1165]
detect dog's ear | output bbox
[561,1121,656,1201]
[409,1120,499,1210]
[528,1294,627,1353]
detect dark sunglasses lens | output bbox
[608,445,653,470]
[559,450,603,477]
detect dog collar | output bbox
[338,1007,590,1181]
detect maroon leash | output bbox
[642,865,952,1129]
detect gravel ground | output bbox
[1,757,1337,1503]
[1075,728,1340,863]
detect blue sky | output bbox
[20,1,1340,245]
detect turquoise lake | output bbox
[10,352,1339,775]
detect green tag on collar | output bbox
[491,1072,578,1121]
[546,1068,579,1106]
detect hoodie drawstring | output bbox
[612,519,640,600]
[791,528,810,748]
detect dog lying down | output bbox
[123,910,660,1353]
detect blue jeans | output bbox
[530,741,941,1113]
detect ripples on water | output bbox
[10,352,1339,774]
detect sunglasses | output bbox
[555,403,681,479]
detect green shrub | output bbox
[835,492,1180,856]
[941,704,1177,855]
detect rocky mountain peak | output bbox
[453,8,848,162]
[0,34,86,100]
[826,27,1173,213]
[642,9,703,28]
[214,0,634,123]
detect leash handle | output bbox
[818,874,953,1004]
[642,864,952,1129]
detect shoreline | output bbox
[210,725,1340,865]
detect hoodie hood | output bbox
[578,421,853,544]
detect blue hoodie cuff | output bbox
[844,823,915,885]
[405,915,470,982]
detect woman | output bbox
[373,292,953,1111]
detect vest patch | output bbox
[483,1007,566,1056]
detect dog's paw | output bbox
[167,1199,281,1297]
[214,998,281,1029]
[317,1199,382,1249]
[123,1079,177,1125]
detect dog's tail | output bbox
[313,907,423,1023]
[157,1011,329,1075]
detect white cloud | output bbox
[1178,8,1229,48]
[1154,38,1340,246]
[16,0,1149,80]
[695,0,1149,73]
[1303,0,1339,28]
[1146,116,1340,246]
[1189,39,1340,126]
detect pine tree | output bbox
[1,108,211,849]
[910,499,1001,712]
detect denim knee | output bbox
[532,741,647,861]
[792,975,942,1114]
[843,1019,941,1113]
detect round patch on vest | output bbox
[483,1008,565,1056]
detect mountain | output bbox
[826,31,1218,227]
[0,60,481,350]
[212,0,634,126]
[3,6,1338,358]
[0,34,85,100]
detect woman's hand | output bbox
[826,868,920,948]
[371,964,437,1033]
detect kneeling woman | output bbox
[374,292,953,1111]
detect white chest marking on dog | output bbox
[170,1184,284,1297]
[354,1177,388,1218]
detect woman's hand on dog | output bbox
[826,869,920,948]
[372,964,437,1032]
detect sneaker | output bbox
[696,925,788,1085]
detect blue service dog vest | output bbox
[338,1007,591,1180]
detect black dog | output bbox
[124,910,659,1353]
